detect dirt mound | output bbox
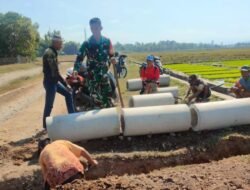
[59,133,250,189]
[58,155,250,190]
[0,145,9,161]
[1,126,250,190]
[79,134,250,180]
[0,130,46,166]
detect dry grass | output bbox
[0,62,40,75]
[0,62,73,95]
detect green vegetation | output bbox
[38,30,80,56]
[128,49,250,64]
[165,63,241,86]
[0,12,39,59]
[128,51,250,86]
[115,40,250,53]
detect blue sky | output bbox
[0,0,250,44]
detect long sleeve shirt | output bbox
[43,46,66,86]
[140,65,160,81]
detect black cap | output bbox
[89,17,102,25]
[52,34,63,42]
[38,138,51,156]
[188,74,197,83]
[240,65,250,72]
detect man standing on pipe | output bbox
[230,66,250,98]
[74,18,116,108]
[184,74,211,104]
[42,35,75,129]
[140,55,160,94]
[38,138,98,189]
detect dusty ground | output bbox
[0,67,42,88]
[0,61,250,190]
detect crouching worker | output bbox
[184,74,211,104]
[140,55,160,94]
[230,66,250,98]
[38,138,98,190]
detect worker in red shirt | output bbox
[140,55,160,94]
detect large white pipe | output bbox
[129,93,175,107]
[126,78,142,91]
[190,98,250,131]
[122,104,191,136]
[46,108,121,142]
[159,74,171,87]
[155,86,179,97]
[127,75,170,91]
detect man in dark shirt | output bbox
[184,74,211,104]
[43,35,75,129]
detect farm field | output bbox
[164,63,241,86]
[128,50,250,87]
[128,48,250,64]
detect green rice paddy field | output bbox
[164,60,250,86]
[128,49,250,87]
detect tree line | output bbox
[0,11,250,60]
[114,41,250,52]
[0,12,80,59]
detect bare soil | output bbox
[0,62,250,190]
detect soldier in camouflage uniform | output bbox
[74,18,116,108]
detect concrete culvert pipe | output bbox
[129,93,175,107]
[126,78,142,91]
[122,104,191,136]
[159,74,171,87]
[190,98,250,131]
[155,86,179,97]
[126,75,170,91]
[46,108,121,142]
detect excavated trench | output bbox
[85,134,250,180]
[1,126,250,190]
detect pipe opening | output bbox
[126,81,129,90]
[190,107,198,128]
[128,98,134,107]
[120,114,125,132]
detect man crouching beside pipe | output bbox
[38,138,98,190]
[184,74,211,104]
[230,66,250,98]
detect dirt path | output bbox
[0,82,42,124]
[0,63,70,183]
[0,80,67,183]
[0,67,42,88]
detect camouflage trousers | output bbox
[87,66,113,108]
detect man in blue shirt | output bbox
[230,66,250,98]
